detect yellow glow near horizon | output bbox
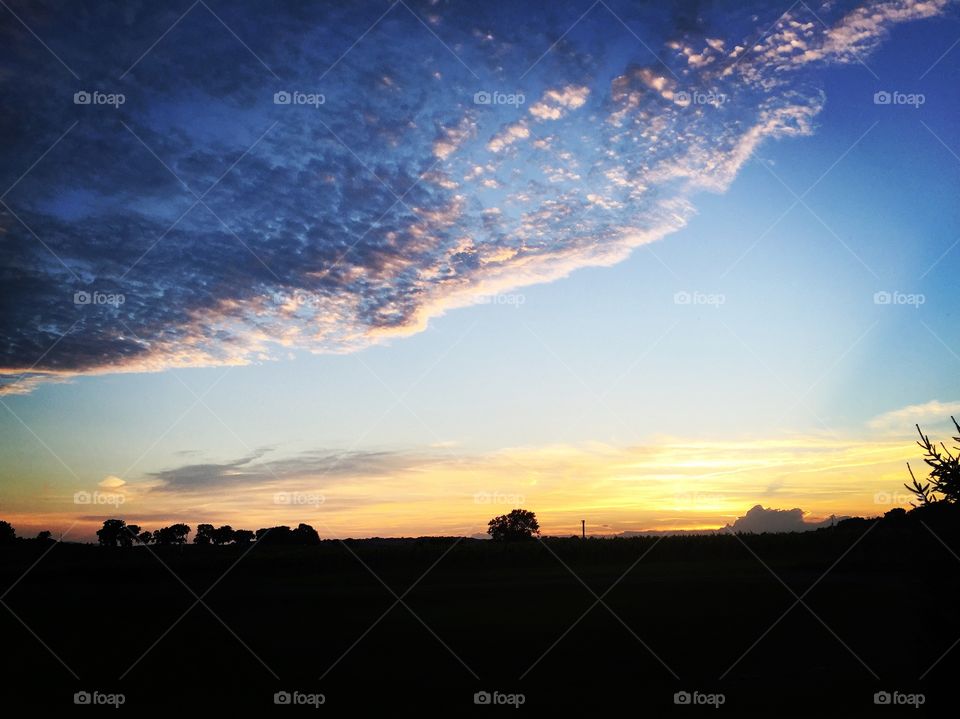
[2,431,928,541]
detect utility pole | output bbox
[581,519,585,539]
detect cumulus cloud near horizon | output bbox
[1,0,948,393]
[723,504,842,534]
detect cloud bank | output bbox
[723,504,839,534]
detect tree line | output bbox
[0,518,324,546]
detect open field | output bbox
[3,518,957,713]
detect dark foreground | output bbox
[2,516,958,714]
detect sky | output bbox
[1,0,958,540]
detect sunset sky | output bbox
[1,0,958,541]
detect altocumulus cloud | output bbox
[0,0,948,392]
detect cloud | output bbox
[528,84,590,120]
[867,400,960,433]
[0,0,947,393]
[98,475,126,489]
[722,504,838,534]
[149,447,436,491]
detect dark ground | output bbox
[2,516,958,714]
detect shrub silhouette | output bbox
[487,509,540,541]
[905,416,960,505]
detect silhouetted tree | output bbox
[487,509,540,541]
[256,526,291,544]
[36,530,53,542]
[254,526,318,545]
[0,520,15,544]
[906,417,960,505]
[121,524,141,547]
[155,524,191,545]
[292,523,320,545]
[233,529,254,545]
[138,530,153,545]
[211,525,235,545]
[97,519,127,547]
[194,523,214,545]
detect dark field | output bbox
[3,520,958,714]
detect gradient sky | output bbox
[1,0,959,540]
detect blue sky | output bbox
[1,0,958,538]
